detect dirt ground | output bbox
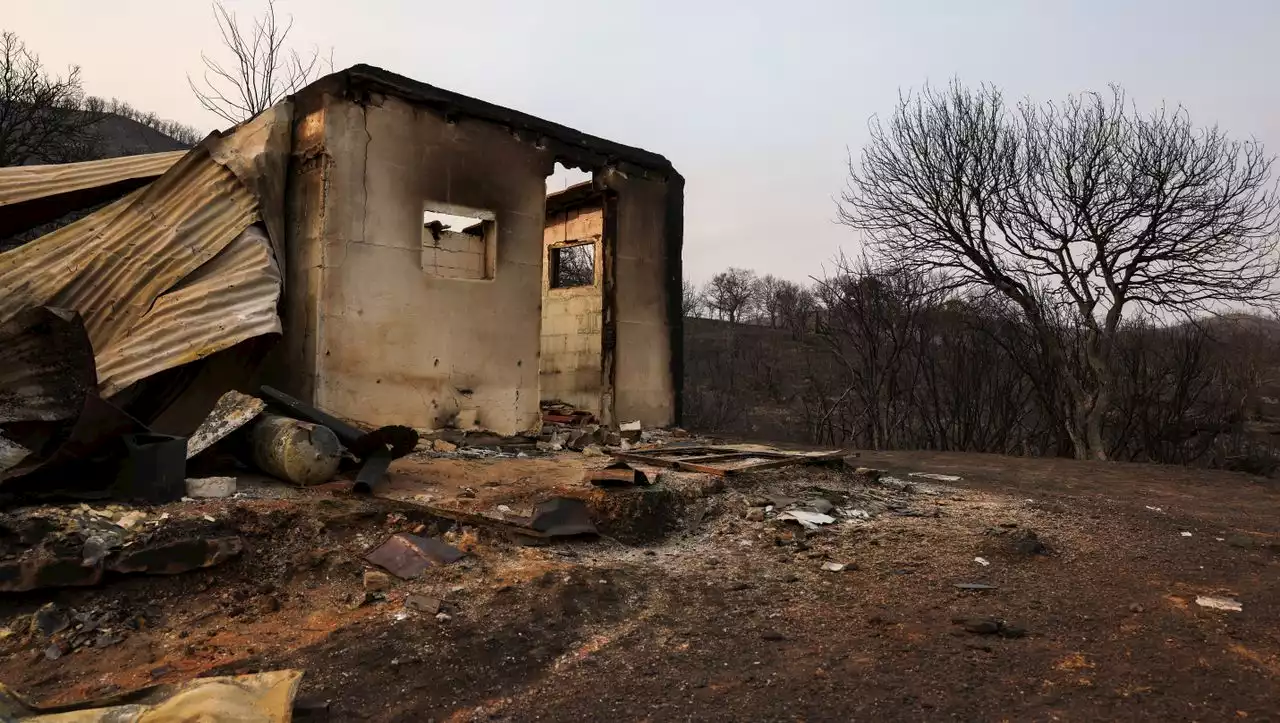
[2,447,1279,721]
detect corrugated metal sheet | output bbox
[0,104,292,400]
[98,225,282,396]
[0,151,184,208]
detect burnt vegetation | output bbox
[685,82,1280,473]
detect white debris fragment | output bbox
[839,508,872,520]
[909,472,962,482]
[496,504,513,515]
[1180,531,1193,537]
[821,562,847,572]
[1195,595,1242,612]
[620,420,642,432]
[116,511,148,530]
[776,510,836,530]
[974,557,991,567]
[1145,506,1164,513]
[202,514,216,523]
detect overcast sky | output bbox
[8,0,1279,283]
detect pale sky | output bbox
[7,0,1279,283]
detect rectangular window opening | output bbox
[550,241,596,289]
[422,202,496,280]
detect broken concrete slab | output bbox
[185,390,266,459]
[185,476,237,498]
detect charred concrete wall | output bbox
[540,204,604,416]
[285,90,552,435]
[605,171,677,426]
[276,67,682,435]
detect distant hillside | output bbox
[91,112,192,158]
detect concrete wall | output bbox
[540,204,604,415]
[299,91,552,435]
[606,171,676,426]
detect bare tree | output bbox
[840,81,1280,460]
[88,97,204,145]
[681,279,706,318]
[189,0,325,125]
[705,268,759,323]
[0,31,103,166]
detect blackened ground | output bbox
[1,451,1278,721]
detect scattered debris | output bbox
[365,533,465,579]
[1145,505,1164,513]
[974,557,991,566]
[1195,595,1243,612]
[1180,531,1193,537]
[185,476,237,499]
[613,446,843,477]
[821,562,848,572]
[587,460,650,487]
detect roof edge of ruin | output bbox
[296,64,678,177]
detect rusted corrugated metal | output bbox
[0,151,184,208]
[0,104,292,403]
[97,225,282,396]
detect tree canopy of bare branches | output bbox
[839,81,1280,460]
[189,0,325,125]
[704,268,759,323]
[0,31,103,166]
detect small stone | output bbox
[581,445,605,458]
[458,488,477,499]
[821,562,847,572]
[363,570,392,592]
[406,595,442,614]
[781,572,800,583]
[1128,603,1144,613]
[760,630,786,641]
[81,536,112,566]
[185,476,237,499]
[432,439,458,453]
[44,643,64,661]
[744,508,766,522]
[435,612,452,622]
[496,504,513,515]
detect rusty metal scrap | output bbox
[365,533,464,579]
[0,104,292,405]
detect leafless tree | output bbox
[189,0,325,125]
[705,268,759,323]
[681,280,706,317]
[840,81,1280,460]
[0,31,104,166]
